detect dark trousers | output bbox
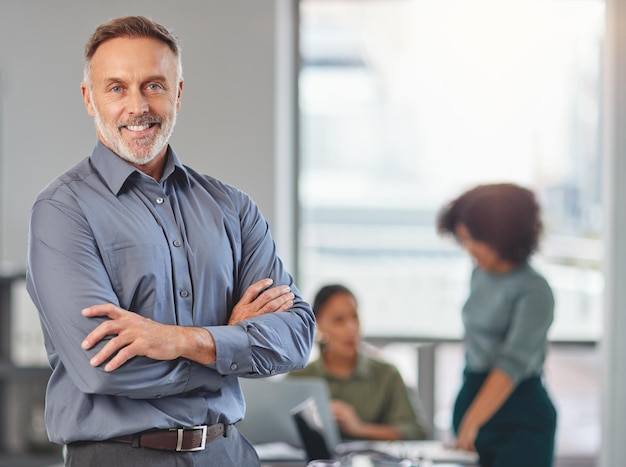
[453,370,557,467]
[65,426,260,467]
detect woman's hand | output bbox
[330,399,403,441]
[455,419,479,451]
[454,369,514,451]
[331,400,364,436]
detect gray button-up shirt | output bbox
[26,142,314,444]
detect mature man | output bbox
[26,16,314,467]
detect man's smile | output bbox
[125,123,156,132]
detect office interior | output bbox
[1,1,625,466]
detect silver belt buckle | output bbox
[172,425,207,452]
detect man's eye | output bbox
[111,86,122,92]
[147,84,162,90]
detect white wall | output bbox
[0,0,295,270]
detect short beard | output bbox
[92,106,177,166]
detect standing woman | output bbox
[437,183,557,467]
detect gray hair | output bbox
[82,15,183,86]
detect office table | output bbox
[256,439,478,467]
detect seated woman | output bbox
[289,284,427,441]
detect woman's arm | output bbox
[331,400,404,441]
[455,368,514,451]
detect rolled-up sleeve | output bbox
[493,277,554,384]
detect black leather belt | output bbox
[110,423,228,451]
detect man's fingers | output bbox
[88,335,124,367]
[240,278,274,304]
[82,303,122,318]
[256,285,291,307]
[258,291,294,314]
[103,345,136,372]
[81,304,128,352]
[91,341,136,372]
[276,299,294,312]
[80,304,173,371]
[82,320,118,350]
[228,281,293,325]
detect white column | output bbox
[274,0,299,274]
[601,0,626,465]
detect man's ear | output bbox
[81,82,95,117]
[176,78,184,111]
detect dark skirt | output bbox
[453,370,557,467]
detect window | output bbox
[298,0,604,342]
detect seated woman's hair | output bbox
[436,183,542,263]
[312,284,356,317]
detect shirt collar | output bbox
[353,352,370,378]
[90,141,191,195]
[315,351,370,379]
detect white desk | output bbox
[256,440,478,466]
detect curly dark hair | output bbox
[312,284,356,317]
[436,183,543,263]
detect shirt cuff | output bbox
[494,360,526,386]
[205,324,254,375]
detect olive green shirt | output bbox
[288,352,426,440]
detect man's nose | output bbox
[127,89,149,115]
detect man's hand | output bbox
[229,278,294,325]
[81,304,196,371]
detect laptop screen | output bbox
[290,397,334,462]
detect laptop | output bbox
[236,376,341,454]
[237,376,478,465]
[238,376,378,463]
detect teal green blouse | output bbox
[462,263,554,385]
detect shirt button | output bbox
[173,240,181,247]
[230,363,238,371]
[180,290,189,298]
[156,197,165,204]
